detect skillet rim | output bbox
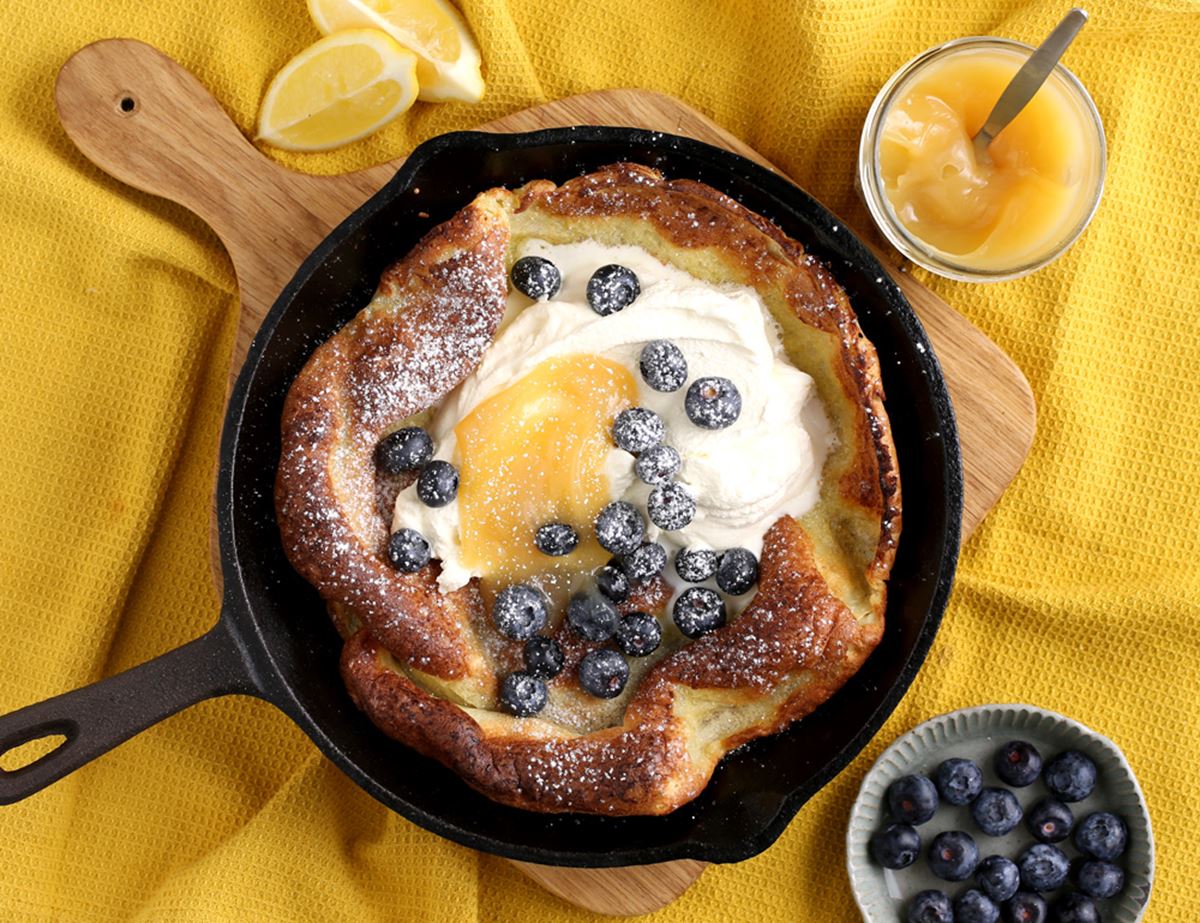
[216,125,963,867]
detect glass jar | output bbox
[858,37,1106,282]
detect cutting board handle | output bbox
[54,38,369,319]
[54,39,281,233]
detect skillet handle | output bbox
[0,616,260,805]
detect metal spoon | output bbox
[972,8,1088,162]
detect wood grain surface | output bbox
[54,39,1036,917]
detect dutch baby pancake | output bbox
[275,163,900,815]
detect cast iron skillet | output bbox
[0,127,962,867]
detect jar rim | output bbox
[858,36,1107,283]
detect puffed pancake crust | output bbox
[275,164,901,816]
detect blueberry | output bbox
[1005,892,1048,923]
[869,822,920,869]
[612,407,665,454]
[595,562,630,602]
[956,889,1001,923]
[1075,860,1123,899]
[535,522,578,556]
[933,756,983,806]
[1042,751,1097,803]
[907,889,954,923]
[522,636,564,679]
[1073,811,1127,861]
[647,482,696,531]
[1027,798,1074,843]
[578,649,629,698]
[510,255,561,300]
[685,376,741,429]
[586,264,640,315]
[385,528,431,572]
[675,547,719,582]
[492,584,549,641]
[416,459,458,507]
[639,339,688,392]
[594,501,645,555]
[672,586,726,638]
[616,611,662,657]
[566,592,620,642]
[375,426,433,473]
[621,542,667,582]
[972,787,1024,836]
[928,830,980,881]
[1018,844,1070,892]
[1051,893,1099,923]
[978,855,1021,903]
[887,774,940,825]
[635,444,681,485]
[500,671,547,717]
[996,740,1043,787]
[715,547,759,595]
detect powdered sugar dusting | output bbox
[276,204,509,676]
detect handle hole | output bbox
[118,95,137,115]
[0,734,68,772]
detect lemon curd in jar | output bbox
[862,40,1105,279]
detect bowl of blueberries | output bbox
[846,704,1153,923]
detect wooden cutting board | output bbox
[54,39,1036,917]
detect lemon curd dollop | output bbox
[453,354,637,587]
[879,48,1101,270]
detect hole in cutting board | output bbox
[0,734,67,771]
[118,95,137,115]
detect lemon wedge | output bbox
[256,29,419,151]
[308,0,484,103]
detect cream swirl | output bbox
[393,239,833,593]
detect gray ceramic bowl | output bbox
[847,704,1154,921]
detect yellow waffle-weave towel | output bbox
[1,1,1197,920]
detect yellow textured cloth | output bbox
[1,0,1197,920]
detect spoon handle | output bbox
[974,8,1088,157]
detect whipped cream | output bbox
[393,239,833,593]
